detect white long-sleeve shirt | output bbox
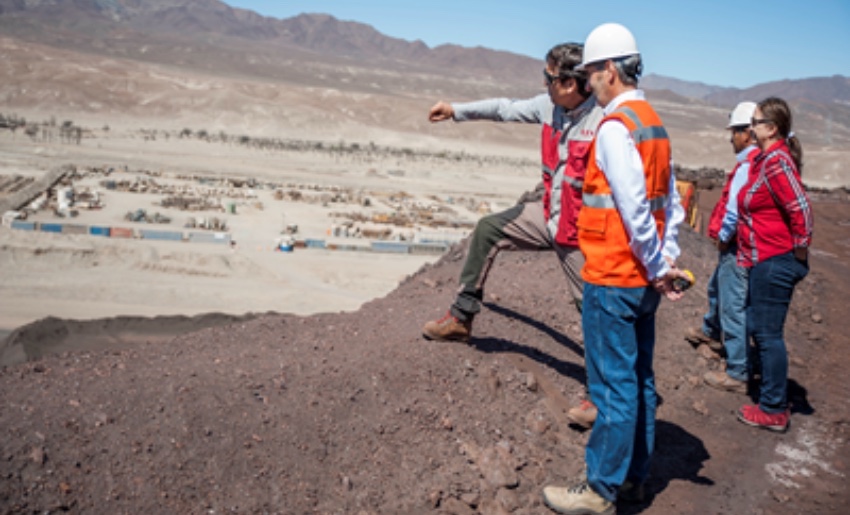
[594,89,684,281]
[717,145,757,244]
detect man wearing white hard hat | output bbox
[686,102,760,394]
[542,23,688,514]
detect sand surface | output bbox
[0,125,538,343]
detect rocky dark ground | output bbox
[1,194,849,514]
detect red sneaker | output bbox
[737,404,789,433]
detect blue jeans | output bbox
[748,252,808,413]
[703,245,749,380]
[583,283,661,501]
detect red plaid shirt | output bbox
[736,140,813,268]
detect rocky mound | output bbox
[1,221,848,514]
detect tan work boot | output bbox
[422,312,471,342]
[567,399,597,429]
[542,482,614,515]
[696,343,723,361]
[684,326,724,354]
[704,370,746,394]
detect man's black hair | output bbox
[546,43,589,98]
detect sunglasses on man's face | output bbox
[751,117,773,127]
[543,69,574,87]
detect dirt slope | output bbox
[1,211,849,514]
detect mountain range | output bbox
[0,0,848,182]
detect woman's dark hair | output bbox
[759,97,803,172]
[546,43,589,98]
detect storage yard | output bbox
[0,163,492,256]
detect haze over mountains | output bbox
[1,0,849,184]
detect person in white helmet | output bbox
[541,23,688,515]
[686,102,760,394]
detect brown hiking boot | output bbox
[422,312,471,342]
[684,326,724,353]
[567,399,597,429]
[704,370,746,394]
[696,343,723,361]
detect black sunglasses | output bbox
[751,117,773,126]
[543,69,571,87]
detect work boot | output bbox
[696,343,723,361]
[617,479,646,504]
[704,370,746,394]
[737,404,790,433]
[542,482,614,515]
[422,312,471,342]
[684,326,724,354]
[567,399,597,429]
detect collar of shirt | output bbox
[603,89,645,115]
[736,145,758,162]
[567,95,598,120]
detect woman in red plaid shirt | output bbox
[735,97,813,433]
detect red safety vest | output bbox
[540,108,600,246]
[707,147,759,241]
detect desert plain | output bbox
[0,116,540,356]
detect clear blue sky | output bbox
[223,0,849,89]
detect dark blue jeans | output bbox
[583,283,661,501]
[747,251,808,413]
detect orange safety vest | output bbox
[578,99,672,287]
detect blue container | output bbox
[11,220,37,231]
[89,226,111,237]
[40,223,63,233]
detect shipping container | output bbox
[62,224,88,235]
[39,223,63,233]
[10,220,37,231]
[337,244,369,252]
[89,226,111,237]
[370,241,410,254]
[139,229,184,242]
[188,232,231,244]
[110,227,135,239]
[408,243,449,255]
[305,239,326,249]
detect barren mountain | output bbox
[1,0,849,183]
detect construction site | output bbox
[0,161,491,256]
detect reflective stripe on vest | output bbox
[583,192,668,212]
[616,105,670,144]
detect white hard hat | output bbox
[578,23,639,70]
[727,101,757,128]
